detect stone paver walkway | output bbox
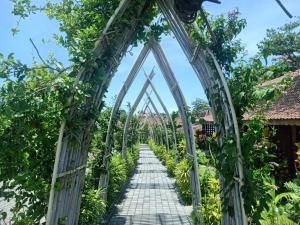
[108,144,192,225]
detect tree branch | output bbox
[29,38,70,73]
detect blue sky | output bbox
[1,0,299,113]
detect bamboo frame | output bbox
[157,0,247,224]
[149,38,202,219]
[146,106,164,145]
[145,92,169,151]
[98,44,150,197]
[144,73,178,162]
[121,70,155,159]
[47,0,249,223]
[46,0,153,224]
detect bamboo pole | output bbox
[145,92,170,152]
[149,38,202,221]
[121,70,155,159]
[47,0,152,223]
[98,44,150,195]
[157,1,247,224]
[144,73,178,162]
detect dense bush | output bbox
[107,144,140,205]
[79,187,106,225]
[196,149,210,165]
[150,139,222,223]
[125,144,140,176]
[198,166,221,225]
[175,158,192,204]
[257,174,300,225]
[165,151,176,177]
[107,153,128,204]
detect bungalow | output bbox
[245,69,300,177]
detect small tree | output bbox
[191,98,209,123]
[258,19,300,70]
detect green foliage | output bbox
[191,98,210,122]
[125,144,140,176]
[165,151,176,177]
[197,166,221,225]
[283,174,300,223]
[191,8,246,74]
[196,149,209,165]
[107,153,127,204]
[259,179,300,225]
[177,139,187,161]
[258,19,300,69]
[79,185,106,225]
[149,138,167,163]
[0,67,76,223]
[175,158,192,204]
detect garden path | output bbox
[107,144,193,225]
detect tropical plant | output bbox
[175,158,192,204]
[259,179,300,225]
[78,186,106,225]
[165,151,176,177]
[197,166,221,225]
[258,19,300,71]
[107,153,127,204]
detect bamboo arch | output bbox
[120,70,170,158]
[46,0,247,224]
[144,72,178,162]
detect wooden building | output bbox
[245,70,300,178]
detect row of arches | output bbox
[45,0,246,224]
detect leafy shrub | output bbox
[79,188,106,225]
[149,138,167,162]
[165,151,175,177]
[197,149,209,165]
[198,166,221,225]
[125,149,135,176]
[177,140,186,161]
[258,178,300,225]
[175,158,192,204]
[125,144,140,175]
[107,153,127,204]
[284,173,300,222]
[131,143,140,162]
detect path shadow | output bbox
[108,214,192,225]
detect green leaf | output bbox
[11,27,20,36]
